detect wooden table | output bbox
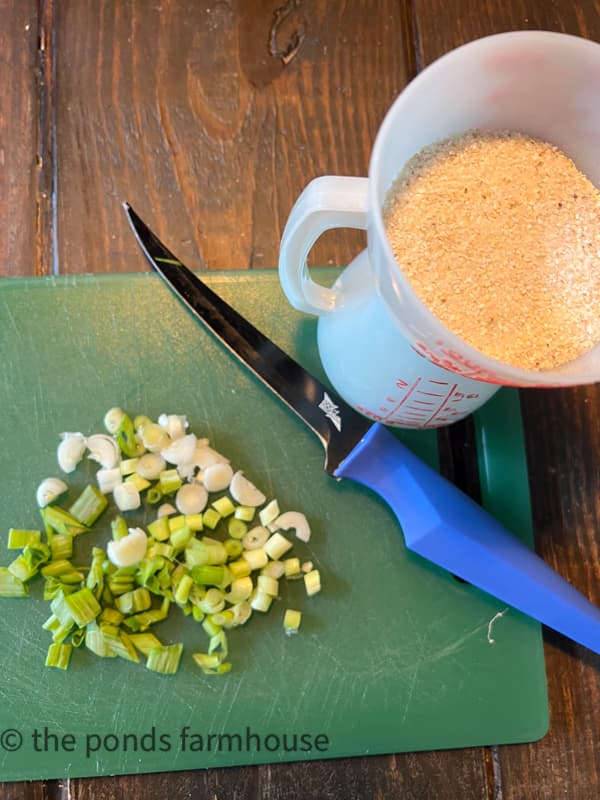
[2,1,600,797]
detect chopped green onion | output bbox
[242,526,269,550]
[64,587,101,626]
[69,485,108,527]
[50,592,76,626]
[111,516,129,541]
[208,629,228,656]
[0,567,29,597]
[2,407,320,677]
[148,516,170,542]
[133,414,153,431]
[7,529,41,549]
[85,623,117,658]
[101,626,139,662]
[168,515,186,532]
[202,508,221,530]
[223,539,243,559]
[96,467,122,494]
[125,473,152,493]
[250,589,273,613]
[211,496,235,518]
[261,560,284,579]
[104,407,138,457]
[234,505,255,522]
[283,609,302,635]
[41,559,81,579]
[116,587,152,614]
[185,539,227,568]
[283,557,301,579]
[99,607,124,626]
[257,575,278,597]
[176,483,208,515]
[174,574,193,606]
[191,565,232,589]
[45,642,72,670]
[120,458,139,476]
[136,453,167,480]
[48,533,73,561]
[197,588,225,615]
[242,548,268,571]
[129,632,163,656]
[146,487,163,505]
[202,616,222,638]
[159,469,182,495]
[229,601,252,626]
[86,547,106,594]
[8,543,51,581]
[36,478,69,508]
[41,506,89,537]
[146,643,183,675]
[227,518,247,539]
[304,569,321,596]
[107,527,147,567]
[259,499,280,527]
[184,513,204,532]
[113,482,141,511]
[263,532,293,560]
[225,577,253,603]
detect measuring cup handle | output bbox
[278,176,369,315]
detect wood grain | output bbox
[0,0,41,277]
[53,0,412,275]
[413,3,600,799]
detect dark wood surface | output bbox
[1,1,599,797]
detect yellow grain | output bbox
[383,130,600,371]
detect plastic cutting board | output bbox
[0,270,548,781]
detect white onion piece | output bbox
[270,511,311,542]
[113,482,141,511]
[229,471,266,507]
[242,526,269,550]
[259,499,280,527]
[57,432,86,473]
[136,453,166,480]
[175,483,208,515]
[107,527,148,567]
[157,503,177,518]
[36,477,68,508]
[160,433,197,466]
[202,463,234,493]
[193,445,229,470]
[96,467,122,494]
[86,434,121,469]
[177,462,197,480]
[158,413,188,440]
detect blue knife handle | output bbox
[335,423,600,653]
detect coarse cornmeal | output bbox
[383,130,600,371]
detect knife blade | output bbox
[124,202,600,654]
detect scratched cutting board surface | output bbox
[0,271,548,781]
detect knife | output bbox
[124,202,600,654]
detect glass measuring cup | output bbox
[278,31,600,428]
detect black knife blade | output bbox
[123,203,371,475]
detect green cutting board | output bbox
[0,271,548,781]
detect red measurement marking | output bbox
[378,378,424,423]
[423,383,459,426]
